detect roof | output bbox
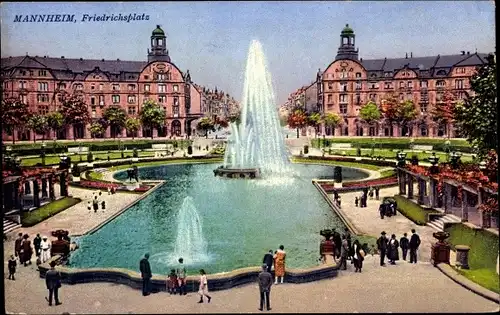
[152,25,165,36]
[359,52,489,73]
[341,24,354,35]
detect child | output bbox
[101,200,106,210]
[354,196,359,207]
[8,255,17,280]
[87,201,91,211]
[167,269,178,295]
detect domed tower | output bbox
[335,24,359,61]
[148,25,171,62]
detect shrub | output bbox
[392,195,439,225]
[356,147,361,156]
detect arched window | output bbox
[171,120,182,136]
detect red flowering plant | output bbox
[478,197,499,213]
[405,164,430,176]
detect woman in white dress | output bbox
[40,236,51,263]
[197,269,211,303]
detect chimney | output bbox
[410,52,413,58]
[117,58,120,61]
[101,58,104,61]
[461,51,465,55]
[360,58,363,62]
[79,58,83,61]
[405,53,408,59]
[467,51,470,55]
[61,56,65,58]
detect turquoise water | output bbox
[69,163,368,275]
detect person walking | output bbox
[176,257,187,295]
[258,264,273,311]
[344,228,352,260]
[400,233,409,261]
[21,234,33,266]
[33,234,42,257]
[139,253,152,296]
[333,231,342,259]
[262,250,274,273]
[388,234,400,265]
[45,261,62,306]
[8,255,17,280]
[377,231,388,266]
[40,236,52,263]
[352,239,365,272]
[409,229,421,264]
[379,203,385,219]
[273,245,286,284]
[339,235,349,270]
[197,269,211,303]
[14,232,23,260]
[375,187,380,200]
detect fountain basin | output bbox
[213,166,261,179]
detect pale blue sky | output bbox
[1,1,496,104]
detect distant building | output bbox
[1,25,206,141]
[196,85,240,120]
[315,24,491,137]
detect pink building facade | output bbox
[1,25,203,141]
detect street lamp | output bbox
[41,142,46,166]
[396,151,407,168]
[449,151,462,169]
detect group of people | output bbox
[354,186,379,208]
[139,254,212,304]
[377,229,422,266]
[379,199,398,219]
[87,191,106,213]
[261,245,287,284]
[9,233,53,280]
[320,228,368,273]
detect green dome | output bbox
[341,24,354,35]
[152,25,165,36]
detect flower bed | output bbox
[319,176,398,193]
[70,179,152,193]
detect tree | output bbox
[59,92,91,140]
[197,117,215,138]
[323,112,342,133]
[46,111,64,139]
[359,101,381,126]
[227,110,241,125]
[431,89,456,138]
[381,94,417,135]
[1,97,30,144]
[88,122,106,139]
[125,117,141,139]
[103,106,127,138]
[454,54,497,157]
[27,114,49,142]
[307,112,322,137]
[139,100,166,139]
[287,108,308,138]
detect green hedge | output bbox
[21,197,81,227]
[445,224,499,293]
[391,195,440,225]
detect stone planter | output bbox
[455,245,470,269]
[431,232,451,266]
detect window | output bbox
[144,75,149,80]
[99,84,104,91]
[369,82,378,89]
[340,82,348,92]
[112,95,120,103]
[20,94,28,103]
[436,80,446,88]
[339,94,348,103]
[3,81,8,89]
[57,83,66,90]
[99,95,105,105]
[457,91,467,100]
[355,72,361,78]
[384,82,393,89]
[173,84,179,92]
[399,81,405,88]
[399,93,404,101]
[327,83,333,91]
[406,93,412,100]
[90,96,96,105]
[112,84,120,91]
[457,68,466,74]
[340,71,348,79]
[91,85,95,90]
[340,104,348,114]
[355,94,361,105]
[384,72,392,77]
[127,95,136,104]
[19,70,27,76]
[436,92,443,102]
[420,80,428,88]
[173,96,179,106]
[144,84,150,92]
[420,103,428,113]
[128,107,137,115]
[355,82,361,90]
[37,94,49,102]
[91,106,97,118]
[420,125,428,136]
[455,79,464,89]
[369,93,377,101]
[401,71,406,77]
[327,94,333,103]
[128,84,136,91]
[173,105,179,116]
[38,70,47,76]
[158,95,166,103]
[73,83,83,90]
[157,74,166,81]
[38,82,48,91]
[19,81,27,89]
[407,81,413,88]
[38,105,49,115]
[158,84,166,93]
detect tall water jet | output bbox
[172,196,208,263]
[218,40,290,178]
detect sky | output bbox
[1,1,496,105]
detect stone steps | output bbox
[426,214,462,232]
[3,219,21,235]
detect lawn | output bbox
[291,157,382,171]
[445,224,499,294]
[311,137,469,147]
[20,151,156,166]
[323,148,473,163]
[21,197,81,227]
[391,195,440,225]
[379,169,396,178]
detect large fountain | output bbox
[215,40,290,179]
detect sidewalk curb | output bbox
[436,263,500,304]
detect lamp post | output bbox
[119,139,124,159]
[449,151,462,169]
[41,142,46,166]
[396,151,407,168]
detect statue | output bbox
[126,166,139,183]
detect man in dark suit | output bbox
[262,250,274,272]
[258,264,273,311]
[45,261,62,306]
[139,253,152,296]
[33,234,42,257]
[377,231,388,266]
[409,229,421,263]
